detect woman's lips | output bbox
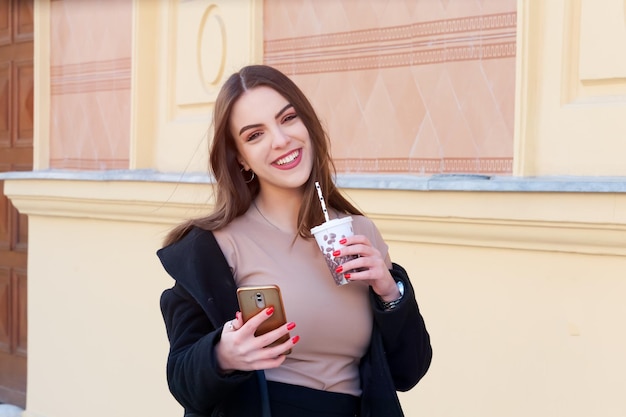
[272,149,302,170]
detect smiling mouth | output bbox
[274,149,300,166]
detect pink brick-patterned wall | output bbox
[264,0,517,174]
[47,0,515,174]
[49,0,131,170]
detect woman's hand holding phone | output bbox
[215,305,298,374]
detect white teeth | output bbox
[276,150,299,166]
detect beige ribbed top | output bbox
[213,205,390,396]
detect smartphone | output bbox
[236,285,291,353]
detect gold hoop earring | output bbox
[241,168,255,184]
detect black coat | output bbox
[158,227,432,417]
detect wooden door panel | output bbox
[0,1,8,45]
[0,62,9,146]
[13,197,26,251]
[14,0,32,43]
[0,268,25,355]
[10,164,28,252]
[14,61,33,147]
[0,267,9,353]
[0,0,32,407]
[14,268,26,356]
[0,175,9,250]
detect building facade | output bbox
[1,1,626,416]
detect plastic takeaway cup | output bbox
[311,216,358,285]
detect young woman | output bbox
[158,65,432,417]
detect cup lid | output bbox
[310,216,353,234]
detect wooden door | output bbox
[0,0,33,408]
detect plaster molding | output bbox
[4,178,215,224]
[4,178,626,256]
[369,214,626,256]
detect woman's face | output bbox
[230,86,314,196]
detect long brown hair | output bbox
[163,65,362,246]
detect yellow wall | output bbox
[6,178,626,417]
[5,179,213,417]
[515,0,626,176]
[3,0,626,417]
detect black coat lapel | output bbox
[157,227,238,325]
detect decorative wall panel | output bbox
[49,0,131,170]
[518,0,626,176]
[563,0,626,103]
[174,2,226,109]
[166,0,261,119]
[264,0,517,174]
[148,0,262,173]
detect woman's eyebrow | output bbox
[275,104,293,119]
[239,123,262,136]
[238,104,294,136]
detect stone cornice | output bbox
[3,169,626,192]
[3,177,216,224]
[3,175,626,256]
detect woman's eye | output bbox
[282,113,297,123]
[247,131,262,141]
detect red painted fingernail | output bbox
[335,265,343,273]
[339,238,347,244]
[266,306,274,315]
[344,273,351,280]
[332,250,341,257]
[236,311,241,321]
[287,322,296,331]
[292,335,300,344]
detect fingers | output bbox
[342,260,387,282]
[337,235,377,258]
[232,311,243,330]
[218,309,299,373]
[243,309,297,353]
[224,311,243,332]
[335,235,381,274]
[244,334,301,370]
[339,234,371,248]
[260,333,300,359]
[240,306,276,336]
[336,235,394,292]
[254,320,297,351]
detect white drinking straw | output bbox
[314,181,330,222]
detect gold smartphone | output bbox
[236,285,291,353]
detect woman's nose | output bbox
[271,128,290,149]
